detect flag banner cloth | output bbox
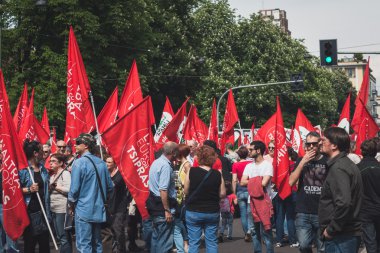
[337,93,351,133]
[183,105,208,144]
[97,87,118,134]
[207,98,219,145]
[154,96,174,144]
[13,83,28,133]
[102,96,155,220]
[41,107,50,135]
[292,109,315,156]
[220,89,239,154]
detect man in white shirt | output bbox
[186,140,198,166]
[241,140,274,253]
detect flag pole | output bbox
[89,91,104,160]
[27,167,58,250]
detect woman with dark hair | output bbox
[184,145,226,253]
[19,140,51,253]
[49,153,72,253]
[231,146,254,241]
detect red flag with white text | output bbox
[65,26,95,142]
[183,105,208,144]
[98,87,118,134]
[118,60,143,118]
[102,96,155,220]
[41,107,50,135]
[0,72,30,240]
[292,109,315,156]
[337,93,351,133]
[207,98,218,145]
[154,96,174,144]
[13,83,28,133]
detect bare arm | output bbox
[289,150,315,186]
[262,175,272,187]
[219,172,226,198]
[160,190,173,223]
[232,173,238,194]
[240,175,249,186]
[184,167,191,196]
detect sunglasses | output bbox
[43,151,49,154]
[305,142,319,148]
[57,146,67,149]
[268,147,275,150]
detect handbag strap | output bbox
[84,156,107,207]
[185,168,213,205]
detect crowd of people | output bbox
[0,126,379,253]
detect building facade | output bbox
[258,8,291,36]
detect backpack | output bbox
[219,197,230,212]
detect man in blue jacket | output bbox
[68,133,113,253]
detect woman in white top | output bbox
[49,153,72,253]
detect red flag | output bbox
[118,60,143,118]
[243,134,249,145]
[292,109,315,156]
[158,99,189,144]
[207,98,218,144]
[13,83,28,132]
[183,105,208,144]
[220,89,239,153]
[41,107,50,135]
[254,113,276,147]
[18,89,49,144]
[0,72,30,240]
[354,100,379,155]
[65,26,95,142]
[337,93,351,133]
[250,121,256,142]
[273,97,291,199]
[97,87,118,134]
[154,97,174,143]
[352,58,370,132]
[102,96,155,220]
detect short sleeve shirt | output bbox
[148,155,176,199]
[243,160,273,197]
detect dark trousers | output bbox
[362,219,380,253]
[111,212,127,253]
[23,225,50,253]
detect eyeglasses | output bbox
[57,146,67,149]
[43,151,49,154]
[305,142,319,148]
[268,147,275,150]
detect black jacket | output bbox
[318,152,363,237]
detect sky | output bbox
[228,0,380,84]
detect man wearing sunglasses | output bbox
[56,140,68,155]
[289,131,328,253]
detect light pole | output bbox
[216,80,303,133]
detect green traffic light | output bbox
[325,56,332,63]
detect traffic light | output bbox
[320,39,337,66]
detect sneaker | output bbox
[275,242,283,248]
[218,234,224,243]
[244,233,252,242]
[290,242,300,248]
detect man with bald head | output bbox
[147,141,179,253]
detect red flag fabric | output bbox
[157,99,189,144]
[97,87,118,134]
[154,96,174,144]
[18,89,49,144]
[13,83,28,132]
[118,60,143,118]
[250,121,255,142]
[102,96,155,220]
[207,98,219,145]
[220,89,239,154]
[0,72,30,240]
[354,100,379,155]
[41,107,50,135]
[183,105,208,144]
[254,113,276,147]
[292,109,315,156]
[65,26,95,142]
[337,93,351,133]
[243,134,250,145]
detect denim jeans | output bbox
[219,212,233,237]
[75,213,102,253]
[151,215,174,253]
[0,205,19,253]
[186,210,219,253]
[111,212,127,253]
[251,222,274,253]
[273,194,297,244]
[295,213,324,253]
[324,235,360,253]
[236,189,254,234]
[174,218,188,253]
[362,220,380,253]
[52,212,72,253]
[142,217,153,251]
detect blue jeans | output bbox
[273,194,297,244]
[75,213,102,253]
[251,222,274,253]
[295,213,324,253]
[174,218,188,253]
[52,212,72,253]
[186,210,219,253]
[362,220,380,253]
[219,212,233,237]
[0,205,19,253]
[324,235,360,253]
[142,217,153,251]
[151,216,174,253]
[237,189,254,234]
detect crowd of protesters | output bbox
[0,126,379,253]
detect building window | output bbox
[345,68,355,78]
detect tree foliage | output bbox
[0,0,353,136]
